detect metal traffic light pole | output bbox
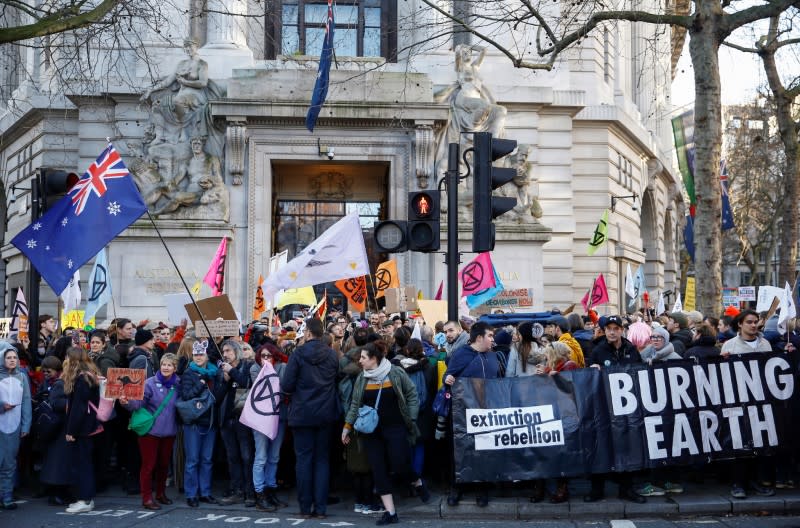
[446,143,460,322]
[26,172,43,357]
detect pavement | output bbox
[6,480,800,523]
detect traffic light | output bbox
[472,132,517,253]
[374,220,407,253]
[407,190,440,252]
[40,168,80,211]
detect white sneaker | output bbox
[66,500,94,513]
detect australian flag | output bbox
[11,143,147,295]
[305,0,334,132]
[720,160,735,231]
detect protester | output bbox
[544,315,585,367]
[37,314,57,364]
[506,322,544,377]
[282,317,340,519]
[342,341,430,526]
[639,325,682,364]
[398,338,436,480]
[62,346,102,513]
[36,356,71,506]
[0,343,32,510]
[443,320,468,358]
[666,312,692,357]
[129,329,158,377]
[120,353,180,510]
[720,310,772,357]
[684,323,720,360]
[179,340,225,507]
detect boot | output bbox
[255,491,277,512]
[244,491,257,508]
[266,488,288,508]
[550,480,569,504]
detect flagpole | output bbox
[145,211,216,341]
[366,272,379,312]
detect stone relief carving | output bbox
[226,122,247,185]
[130,38,229,221]
[433,44,540,224]
[414,125,434,189]
[309,171,354,200]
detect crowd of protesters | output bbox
[0,303,797,523]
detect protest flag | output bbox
[11,143,147,294]
[305,0,334,132]
[335,276,367,312]
[375,260,399,299]
[203,237,228,296]
[778,281,797,335]
[459,252,496,297]
[252,275,265,321]
[311,290,327,321]
[683,214,695,262]
[263,214,369,299]
[672,110,697,216]
[625,263,636,299]
[434,280,443,301]
[656,291,666,316]
[276,287,317,308]
[84,248,112,325]
[239,360,280,439]
[191,281,202,296]
[10,287,28,339]
[61,270,81,313]
[466,264,504,309]
[720,160,735,231]
[587,209,609,256]
[672,292,683,312]
[581,273,609,312]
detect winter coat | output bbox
[401,358,436,442]
[65,372,101,437]
[40,379,70,485]
[345,365,420,444]
[125,375,180,437]
[95,346,121,377]
[559,333,586,367]
[573,329,594,357]
[0,360,32,435]
[178,365,225,427]
[720,335,773,355]
[684,335,721,360]
[250,361,288,422]
[444,331,469,358]
[445,344,499,381]
[282,338,340,427]
[670,328,693,357]
[128,347,158,378]
[506,343,544,377]
[640,342,683,364]
[219,359,254,425]
[589,337,642,367]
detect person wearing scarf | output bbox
[120,353,181,510]
[342,341,430,526]
[178,340,225,508]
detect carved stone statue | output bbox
[496,144,543,223]
[131,37,230,220]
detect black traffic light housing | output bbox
[407,190,440,252]
[40,168,80,211]
[374,220,408,253]
[472,132,517,253]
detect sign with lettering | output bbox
[0,318,12,338]
[473,288,534,314]
[722,287,740,307]
[61,310,95,330]
[104,368,146,400]
[453,353,798,483]
[194,319,241,338]
[738,286,756,302]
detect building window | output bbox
[266,0,396,60]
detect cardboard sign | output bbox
[417,300,448,326]
[104,368,146,400]
[18,315,28,341]
[756,286,784,312]
[184,294,238,326]
[0,318,12,339]
[164,293,192,326]
[738,286,756,301]
[684,278,696,311]
[194,319,241,338]
[61,310,95,330]
[384,287,418,313]
[473,288,534,315]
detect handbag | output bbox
[129,388,175,436]
[89,396,115,422]
[432,386,452,417]
[175,389,216,425]
[353,380,383,434]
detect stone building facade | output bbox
[0,1,683,323]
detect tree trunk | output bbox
[761,17,799,286]
[688,5,724,316]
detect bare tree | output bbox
[416,0,800,315]
[0,0,121,45]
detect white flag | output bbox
[778,281,797,335]
[84,248,112,324]
[10,287,27,333]
[625,263,636,299]
[411,319,421,340]
[672,292,683,313]
[60,270,81,313]
[656,291,666,316]
[263,214,369,298]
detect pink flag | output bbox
[239,360,280,440]
[581,273,610,311]
[203,238,228,296]
[459,252,496,297]
[434,280,443,300]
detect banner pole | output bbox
[145,211,214,341]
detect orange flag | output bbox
[335,276,367,312]
[252,275,265,321]
[375,260,399,299]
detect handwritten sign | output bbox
[756,285,784,312]
[194,319,241,338]
[738,286,756,302]
[105,368,146,400]
[61,310,95,330]
[474,288,534,314]
[0,318,12,339]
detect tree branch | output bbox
[0,0,120,45]
[722,0,800,35]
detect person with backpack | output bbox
[34,356,72,506]
[398,339,435,481]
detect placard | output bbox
[194,319,241,338]
[722,287,740,307]
[104,368,146,400]
[61,310,95,330]
[417,300,448,326]
[184,294,238,325]
[474,288,534,314]
[756,285,784,312]
[164,293,192,326]
[738,286,756,301]
[0,318,12,339]
[384,287,418,313]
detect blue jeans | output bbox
[183,424,216,499]
[292,424,332,515]
[220,418,255,495]
[253,422,286,493]
[0,430,20,504]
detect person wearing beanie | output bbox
[129,329,158,378]
[492,329,513,377]
[666,313,692,357]
[639,325,682,365]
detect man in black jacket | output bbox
[282,318,339,519]
[585,315,646,504]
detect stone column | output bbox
[200,0,253,79]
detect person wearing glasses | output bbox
[639,325,681,365]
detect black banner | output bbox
[452,353,800,483]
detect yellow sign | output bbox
[61,310,95,330]
[684,277,696,311]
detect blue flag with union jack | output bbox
[11,143,147,294]
[305,0,334,132]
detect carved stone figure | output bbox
[131,37,230,220]
[496,144,543,223]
